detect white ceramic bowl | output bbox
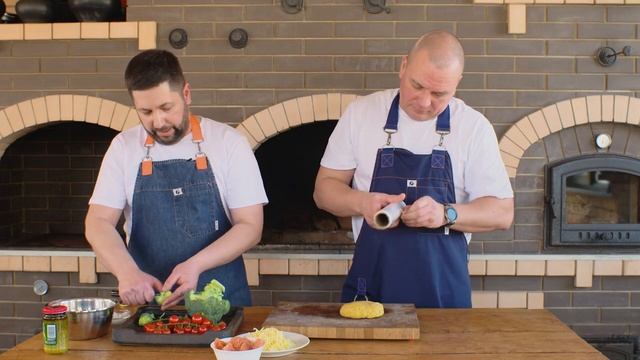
[210,336,264,360]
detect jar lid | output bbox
[42,305,67,315]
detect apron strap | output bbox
[383,94,400,132]
[141,114,208,176]
[141,134,155,176]
[382,93,451,147]
[190,115,208,171]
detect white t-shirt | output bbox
[89,117,268,242]
[320,89,513,241]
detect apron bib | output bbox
[341,94,471,308]
[128,115,251,306]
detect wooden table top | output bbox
[0,307,606,359]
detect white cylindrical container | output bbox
[373,201,406,229]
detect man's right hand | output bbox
[360,192,406,228]
[118,270,163,305]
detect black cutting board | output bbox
[111,305,243,346]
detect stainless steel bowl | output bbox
[50,298,116,340]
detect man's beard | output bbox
[147,111,189,145]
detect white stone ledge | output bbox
[243,252,353,260]
[0,250,95,257]
[2,250,639,289]
[470,254,640,260]
[0,21,157,50]
[2,249,640,261]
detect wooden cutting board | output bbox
[261,302,420,340]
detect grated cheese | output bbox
[248,327,294,351]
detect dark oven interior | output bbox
[0,120,354,250]
[0,122,117,249]
[255,120,353,249]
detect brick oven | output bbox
[546,153,640,247]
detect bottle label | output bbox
[44,324,57,345]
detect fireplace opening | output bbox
[545,154,640,249]
[254,120,354,250]
[0,122,118,249]
[0,119,357,250]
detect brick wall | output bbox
[2,1,639,130]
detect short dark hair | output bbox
[124,49,185,94]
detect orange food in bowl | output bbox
[213,336,265,351]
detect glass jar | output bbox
[42,305,68,354]
[110,289,133,325]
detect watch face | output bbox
[446,207,458,222]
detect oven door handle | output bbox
[547,196,558,219]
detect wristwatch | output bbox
[443,204,458,226]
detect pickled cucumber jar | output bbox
[42,305,68,354]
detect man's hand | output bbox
[118,270,163,305]
[401,196,446,229]
[159,260,201,310]
[361,193,406,228]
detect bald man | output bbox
[314,30,514,308]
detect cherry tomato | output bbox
[202,319,211,327]
[191,313,203,324]
[218,321,227,330]
[184,325,192,333]
[144,323,156,333]
[210,325,220,332]
[169,315,180,324]
[174,328,184,334]
[153,328,162,334]
[162,327,171,335]
[191,327,199,334]
[198,325,208,334]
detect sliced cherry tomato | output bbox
[168,315,180,324]
[191,313,203,324]
[144,323,156,333]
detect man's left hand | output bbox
[159,261,201,309]
[401,196,446,228]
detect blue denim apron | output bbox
[128,115,251,306]
[341,94,471,308]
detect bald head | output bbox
[407,30,464,74]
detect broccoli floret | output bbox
[154,290,172,305]
[137,312,156,326]
[184,279,230,323]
